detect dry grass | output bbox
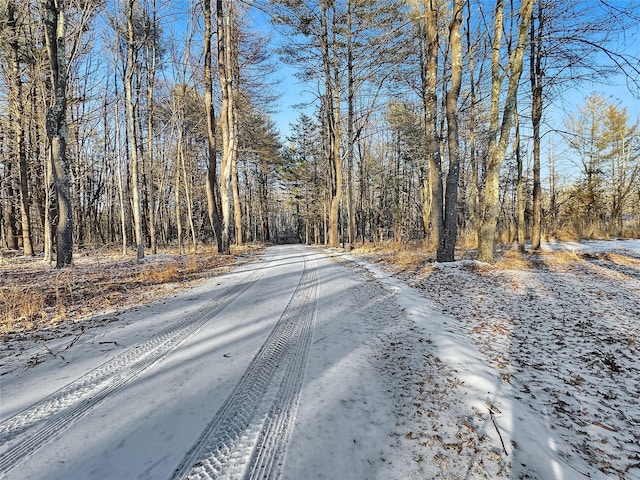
[489,248,589,272]
[350,240,599,279]
[545,229,580,243]
[582,226,611,241]
[538,249,583,267]
[0,244,264,337]
[184,255,202,274]
[0,286,47,333]
[604,252,640,268]
[393,249,431,270]
[351,241,433,274]
[493,249,535,270]
[139,262,180,283]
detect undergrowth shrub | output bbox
[139,262,179,284]
[0,286,46,333]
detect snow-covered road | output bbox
[0,245,417,479]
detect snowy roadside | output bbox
[346,239,640,480]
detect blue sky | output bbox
[248,8,317,139]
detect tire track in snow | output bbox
[0,268,265,476]
[172,251,318,480]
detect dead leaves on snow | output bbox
[358,243,640,478]
[379,332,509,478]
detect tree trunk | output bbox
[2,161,19,250]
[7,1,34,256]
[181,136,197,252]
[437,0,464,262]
[423,0,442,251]
[515,101,526,252]
[217,0,233,254]
[203,0,224,253]
[231,151,242,245]
[530,2,543,251]
[230,24,243,246]
[346,0,356,245]
[146,1,158,255]
[466,3,479,236]
[320,3,342,248]
[477,0,535,262]
[115,97,127,256]
[174,147,183,254]
[43,0,73,268]
[125,0,144,260]
[43,143,54,262]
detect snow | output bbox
[1,241,639,479]
[349,239,640,479]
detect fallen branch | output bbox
[557,454,593,478]
[60,328,85,353]
[41,327,85,361]
[489,408,508,456]
[42,342,64,362]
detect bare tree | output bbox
[124,0,145,259]
[4,1,34,255]
[217,0,235,254]
[529,0,543,250]
[416,0,443,250]
[144,0,159,255]
[437,0,464,262]
[321,1,342,247]
[528,0,640,249]
[43,0,73,267]
[477,0,534,263]
[203,0,223,252]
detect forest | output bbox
[1,0,639,268]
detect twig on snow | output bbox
[41,342,62,361]
[60,327,85,353]
[489,408,508,456]
[558,458,593,478]
[41,326,86,362]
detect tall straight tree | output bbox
[345,0,355,245]
[43,0,73,267]
[230,21,242,246]
[321,0,342,247]
[144,0,159,255]
[421,0,442,250]
[217,0,235,253]
[477,0,534,262]
[6,1,34,256]
[203,0,223,253]
[437,0,464,262]
[602,103,639,234]
[529,0,543,251]
[124,0,145,259]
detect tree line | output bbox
[1,0,638,268]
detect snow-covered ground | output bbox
[0,241,638,479]
[349,239,640,480]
